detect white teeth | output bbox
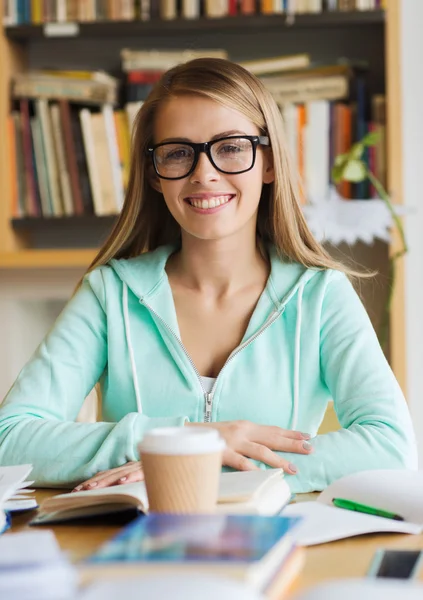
[188,195,232,209]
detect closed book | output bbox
[30,115,53,216]
[82,511,301,593]
[7,115,19,218]
[121,48,228,72]
[59,99,84,215]
[79,108,105,215]
[182,0,200,18]
[90,111,119,214]
[49,103,74,216]
[19,99,41,217]
[160,0,177,19]
[262,75,349,105]
[240,0,256,14]
[69,106,95,215]
[35,98,64,216]
[11,112,27,217]
[32,469,291,524]
[239,53,310,76]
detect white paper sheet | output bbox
[284,501,421,546]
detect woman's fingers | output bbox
[253,425,314,454]
[222,449,260,472]
[72,462,142,491]
[116,468,145,485]
[242,442,298,474]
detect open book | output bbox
[32,469,291,525]
[0,465,37,533]
[283,469,423,546]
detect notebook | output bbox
[283,469,423,546]
[32,469,291,525]
[81,512,301,593]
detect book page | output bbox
[283,501,422,546]
[317,469,423,525]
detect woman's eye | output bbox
[165,148,190,160]
[220,144,242,154]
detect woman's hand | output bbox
[187,420,313,474]
[72,461,144,492]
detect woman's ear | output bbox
[148,165,163,193]
[262,150,275,185]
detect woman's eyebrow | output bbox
[158,130,248,144]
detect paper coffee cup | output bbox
[138,427,225,514]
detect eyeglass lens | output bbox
[153,137,255,178]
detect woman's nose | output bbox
[189,151,220,184]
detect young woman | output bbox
[0,59,416,493]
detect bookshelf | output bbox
[0,2,406,388]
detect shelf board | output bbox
[0,249,97,269]
[5,11,385,40]
[11,215,117,229]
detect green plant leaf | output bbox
[342,159,367,182]
[361,131,380,147]
[350,142,364,160]
[334,153,348,167]
[331,165,344,183]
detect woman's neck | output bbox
[167,232,269,299]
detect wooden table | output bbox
[8,489,423,597]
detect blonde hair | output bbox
[86,58,362,277]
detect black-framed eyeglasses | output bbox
[146,135,270,180]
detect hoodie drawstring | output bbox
[292,283,304,431]
[123,277,305,425]
[123,283,143,413]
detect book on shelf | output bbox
[80,510,302,596]
[239,53,311,76]
[31,469,292,525]
[2,0,385,25]
[120,48,229,72]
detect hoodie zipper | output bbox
[140,298,285,423]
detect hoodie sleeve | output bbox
[279,270,417,494]
[0,270,189,487]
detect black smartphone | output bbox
[367,549,423,579]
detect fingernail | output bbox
[301,432,311,440]
[289,463,298,474]
[72,485,82,492]
[87,482,97,488]
[302,441,313,451]
[118,477,127,483]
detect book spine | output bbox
[58,99,84,215]
[50,103,74,215]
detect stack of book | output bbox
[8,70,126,218]
[3,1,386,26]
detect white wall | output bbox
[401,0,423,464]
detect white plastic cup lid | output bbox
[138,426,226,456]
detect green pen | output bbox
[332,497,405,521]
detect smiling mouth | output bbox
[184,195,234,209]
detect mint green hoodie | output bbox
[0,245,417,492]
